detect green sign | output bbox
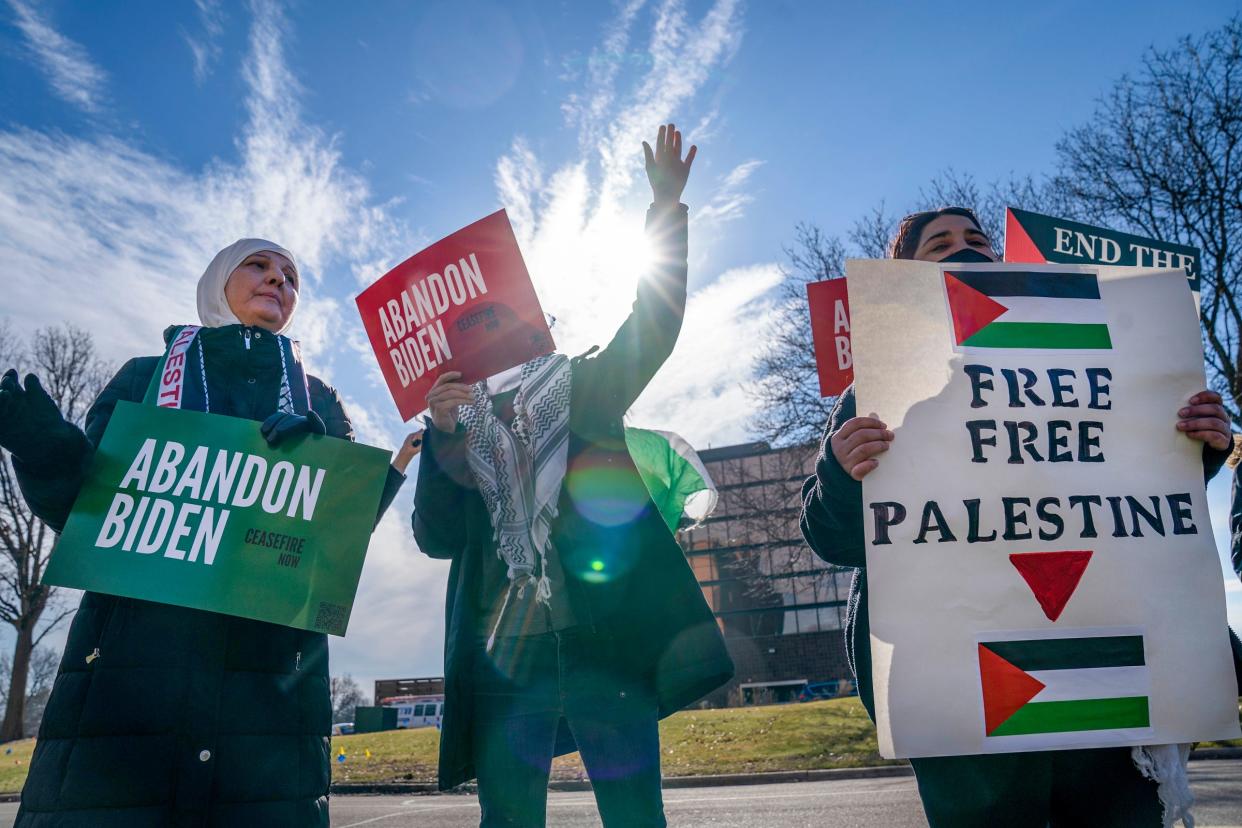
[1005,207,1201,296]
[46,401,391,635]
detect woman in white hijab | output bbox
[0,239,420,827]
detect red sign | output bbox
[807,278,852,397]
[356,210,555,421]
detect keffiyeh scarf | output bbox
[459,354,572,646]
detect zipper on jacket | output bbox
[85,648,100,665]
[295,651,302,671]
[243,328,252,350]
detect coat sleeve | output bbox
[12,357,155,533]
[411,421,473,560]
[570,203,689,422]
[308,376,404,525]
[799,385,868,569]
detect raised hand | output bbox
[0,369,73,461]
[426,371,474,434]
[643,123,697,207]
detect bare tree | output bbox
[1054,17,1242,419]
[330,674,369,724]
[0,322,110,742]
[749,224,846,447]
[0,647,62,738]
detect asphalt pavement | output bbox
[0,760,1237,826]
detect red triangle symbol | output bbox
[979,643,1046,735]
[1003,209,1046,264]
[945,272,1009,345]
[1009,550,1093,622]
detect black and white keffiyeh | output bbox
[459,353,573,643]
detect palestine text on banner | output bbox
[45,402,391,636]
[356,210,555,421]
[944,270,1112,350]
[807,278,853,396]
[847,258,1239,758]
[979,629,1151,750]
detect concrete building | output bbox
[374,676,444,704]
[678,441,856,707]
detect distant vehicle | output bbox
[797,680,856,702]
[331,722,355,736]
[380,694,445,729]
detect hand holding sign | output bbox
[831,413,894,481]
[427,371,471,433]
[1177,389,1231,450]
[391,431,424,474]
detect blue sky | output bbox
[1,0,1238,693]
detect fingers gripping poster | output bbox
[848,259,1240,758]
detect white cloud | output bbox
[7,0,107,113]
[184,0,227,84]
[695,158,763,226]
[629,263,783,446]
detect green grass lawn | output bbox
[0,697,1238,792]
[331,696,892,786]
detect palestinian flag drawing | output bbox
[979,631,1150,742]
[944,270,1113,350]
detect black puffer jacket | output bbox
[12,325,403,827]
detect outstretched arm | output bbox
[574,124,696,419]
[2,362,147,532]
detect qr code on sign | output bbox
[313,602,349,635]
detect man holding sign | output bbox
[1,239,415,827]
[800,208,1236,827]
[412,124,733,827]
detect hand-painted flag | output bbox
[625,428,718,533]
[944,270,1112,350]
[979,633,1149,739]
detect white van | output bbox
[382,694,445,729]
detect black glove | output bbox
[260,410,327,447]
[0,369,81,465]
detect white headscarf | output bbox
[196,238,299,332]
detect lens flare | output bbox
[565,451,651,528]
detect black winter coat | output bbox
[12,325,403,827]
[800,384,1233,719]
[413,205,734,790]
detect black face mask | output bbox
[938,247,996,264]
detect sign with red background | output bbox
[807,278,853,397]
[356,210,555,421]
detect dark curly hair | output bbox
[890,207,986,260]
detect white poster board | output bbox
[849,259,1240,758]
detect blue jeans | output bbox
[472,628,666,828]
